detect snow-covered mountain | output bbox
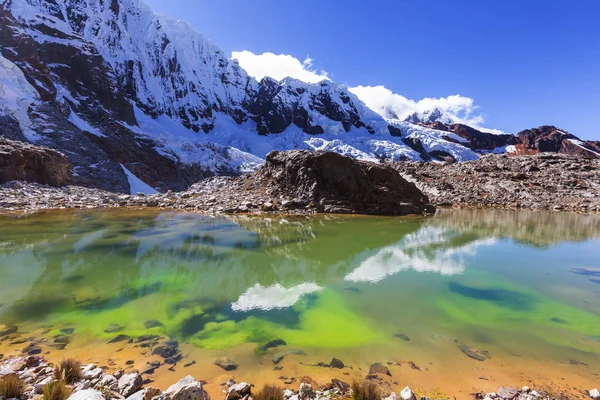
[0,0,597,193]
[404,108,456,125]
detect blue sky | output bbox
[145,0,600,139]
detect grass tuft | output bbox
[351,380,380,400]
[43,380,71,400]
[54,359,83,384]
[0,374,25,399]
[254,384,284,400]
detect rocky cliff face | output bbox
[515,126,600,158]
[0,137,72,186]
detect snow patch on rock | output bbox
[0,54,40,141]
[119,163,158,195]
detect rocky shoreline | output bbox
[395,153,600,213]
[0,151,434,215]
[0,151,599,215]
[1,355,597,400]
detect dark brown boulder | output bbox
[0,138,73,186]
[247,150,434,215]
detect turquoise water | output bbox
[0,209,599,372]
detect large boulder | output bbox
[118,373,143,397]
[248,150,434,215]
[0,138,73,186]
[164,376,209,400]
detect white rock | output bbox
[35,376,55,394]
[299,383,315,400]
[400,387,417,400]
[226,382,252,400]
[126,390,145,400]
[589,389,600,399]
[83,368,103,380]
[67,389,105,400]
[82,364,96,373]
[522,386,530,393]
[73,381,92,392]
[126,387,162,400]
[384,393,399,400]
[164,375,208,400]
[97,374,118,390]
[118,373,143,397]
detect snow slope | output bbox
[119,163,158,195]
[0,55,40,141]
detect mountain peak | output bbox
[404,108,455,125]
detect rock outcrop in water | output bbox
[0,138,73,186]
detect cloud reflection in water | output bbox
[344,227,497,283]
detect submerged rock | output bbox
[214,356,238,371]
[152,344,178,359]
[144,320,163,329]
[271,349,307,364]
[329,358,344,369]
[22,344,42,355]
[368,362,391,376]
[104,324,125,333]
[0,324,18,337]
[108,334,131,344]
[393,333,410,341]
[459,344,489,361]
[258,339,287,352]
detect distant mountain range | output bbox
[1,0,598,193]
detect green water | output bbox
[1,209,600,364]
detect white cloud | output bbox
[232,50,330,84]
[348,85,483,125]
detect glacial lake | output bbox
[0,209,599,398]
